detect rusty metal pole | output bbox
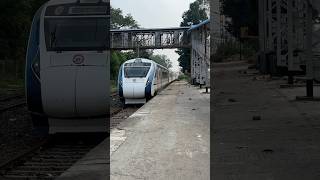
[306,2,314,97]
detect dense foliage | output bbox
[221,0,258,37]
[0,0,47,60]
[176,0,208,73]
[211,0,259,63]
[0,0,48,78]
[111,7,139,29]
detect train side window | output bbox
[155,67,158,78]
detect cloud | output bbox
[111,0,196,28]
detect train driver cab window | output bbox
[124,62,151,78]
[44,18,108,51]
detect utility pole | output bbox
[297,1,314,100]
[136,39,142,58]
[305,2,313,98]
[137,46,140,58]
[239,31,242,61]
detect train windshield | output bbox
[44,17,108,51]
[124,67,150,78]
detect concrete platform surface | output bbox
[111,81,210,179]
[58,81,210,180]
[213,61,320,180]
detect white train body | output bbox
[118,58,176,104]
[26,0,110,134]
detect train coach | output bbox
[118,58,176,105]
[25,0,110,134]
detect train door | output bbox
[151,65,157,96]
[159,68,163,88]
[156,67,161,91]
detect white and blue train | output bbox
[118,58,177,104]
[25,0,110,134]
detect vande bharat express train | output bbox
[118,58,177,105]
[25,0,110,134]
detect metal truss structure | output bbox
[110,27,191,50]
[110,22,211,87]
[259,0,308,72]
[309,0,320,81]
[259,0,320,96]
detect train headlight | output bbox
[32,51,40,79]
[146,79,151,86]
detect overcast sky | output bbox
[111,0,196,72]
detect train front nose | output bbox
[41,66,108,117]
[41,54,108,118]
[123,81,146,99]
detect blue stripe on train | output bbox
[26,7,44,114]
[145,66,155,98]
[118,65,123,97]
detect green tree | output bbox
[111,51,128,80]
[176,0,208,73]
[180,0,208,26]
[0,0,48,78]
[150,54,172,69]
[221,0,258,38]
[110,6,139,81]
[111,7,139,29]
[110,6,156,81]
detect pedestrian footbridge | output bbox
[110,19,211,87]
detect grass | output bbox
[178,74,190,82]
[0,76,24,96]
[0,76,24,90]
[111,80,117,94]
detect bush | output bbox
[213,39,257,62]
[178,74,190,81]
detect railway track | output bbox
[0,94,26,113]
[0,92,118,113]
[0,94,23,102]
[111,106,140,129]
[0,96,140,179]
[0,134,106,180]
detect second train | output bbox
[118,58,177,104]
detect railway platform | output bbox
[57,81,210,180]
[213,61,320,179]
